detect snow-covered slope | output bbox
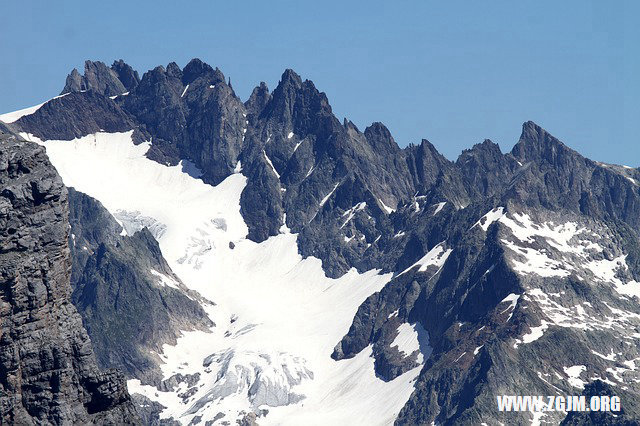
[23,131,427,425]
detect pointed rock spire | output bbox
[61,60,127,96]
[110,60,139,92]
[245,82,271,118]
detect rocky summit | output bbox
[1,58,640,425]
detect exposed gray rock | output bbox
[111,60,140,92]
[0,133,139,424]
[68,189,213,385]
[61,60,128,96]
[10,91,143,142]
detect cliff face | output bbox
[0,134,139,425]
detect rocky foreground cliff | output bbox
[0,133,139,424]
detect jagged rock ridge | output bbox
[3,59,640,425]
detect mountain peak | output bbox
[262,68,334,131]
[246,82,271,117]
[520,120,549,143]
[110,59,139,91]
[457,138,502,162]
[364,122,400,153]
[182,58,225,86]
[280,68,303,88]
[166,61,182,79]
[61,60,136,96]
[511,120,580,165]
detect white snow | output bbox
[378,197,395,214]
[279,213,290,234]
[33,130,419,425]
[432,202,446,216]
[583,254,640,300]
[615,280,640,300]
[109,91,129,99]
[209,85,215,89]
[150,269,181,289]
[498,213,588,255]
[287,132,294,139]
[500,293,520,321]
[304,166,315,178]
[292,140,303,153]
[340,202,366,229]
[564,365,586,389]
[494,211,640,310]
[319,183,340,207]
[396,242,452,278]
[502,239,571,277]
[0,93,69,123]
[391,323,432,364]
[471,207,505,231]
[454,352,466,362]
[233,161,242,173]
[262,149,280,179]
[181,84,189,97]
[513,320,549,348]
[591,349,616,361]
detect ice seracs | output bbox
[32,129,423,425]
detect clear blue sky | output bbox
[1,1,638,165]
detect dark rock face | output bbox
[68,189,213,385]
[561,381,639,425]
[120,59,244,185]
[510,121,640,229]
[12,91,142,142]
[335,123,640,424]
[0,134,139,424]
[62,60,133,96]
[456,139,519,200]
[111,60,140,92]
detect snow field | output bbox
[31,130,426,425]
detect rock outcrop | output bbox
[0,133,139,424]
[68,189,213,385]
